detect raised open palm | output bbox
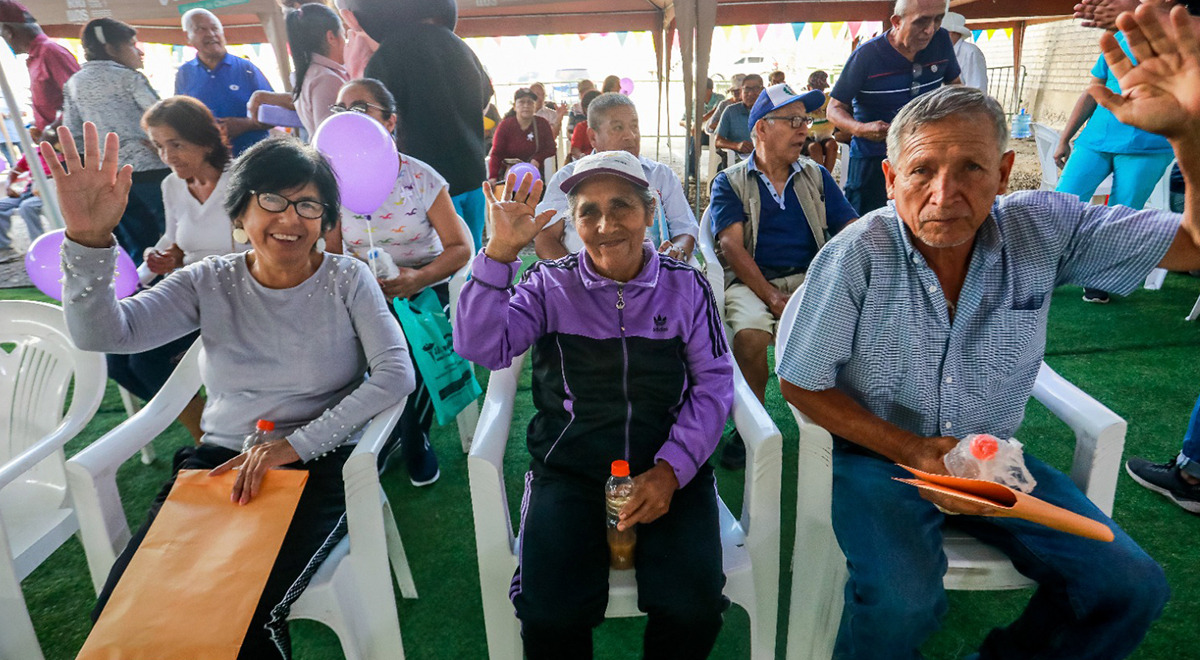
[482,170,555,262]
[1090,5,1200,140]
[41,123,133,246]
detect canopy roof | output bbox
[27,0,1075,45]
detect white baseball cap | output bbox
[558,150,649,194]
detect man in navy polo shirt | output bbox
[175,9,274,156]
[709,83,858,468]
[829,0,961,215]
[714,73,764,165]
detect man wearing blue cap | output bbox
[709,82,858,468]
[829,0,962,216]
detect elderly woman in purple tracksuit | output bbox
[455,150,734,658]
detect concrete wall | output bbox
[976,19,1103,131]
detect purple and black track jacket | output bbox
[454,245,734,488]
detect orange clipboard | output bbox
[77,469,309,660]
[894,464,1115,542]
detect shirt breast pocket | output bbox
[978,306,1047,393]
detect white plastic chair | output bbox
[0,300,107,660]
[774,294,1128,660]
[696,208,727,323]
[1032,123,1112,200]
[836,142,850,190]
[468,352,782,659]
[66,340,417,660]
[448,214,480,453]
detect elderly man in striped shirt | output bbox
[778,7,1200,658]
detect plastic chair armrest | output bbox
[1031,362,1127,515]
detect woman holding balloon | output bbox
[487,87,557,185]
[319,78,471,485]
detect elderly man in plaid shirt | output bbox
[779,8,1200,660]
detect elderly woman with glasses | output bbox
[47,123,414,659]
[487,87,557,185]
[454,152,734,657]
[324,77,472,486]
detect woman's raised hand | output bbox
[41,123,132,248]
[482,170,555,263]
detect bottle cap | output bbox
[611,460,630,477]
[970,434,998,460]
[256,419,275,432]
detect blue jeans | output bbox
[1056,145,1174,209]
[452,187,486,252]
[831,442,1168,660]
[1176,394,1200,480]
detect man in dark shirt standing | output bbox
[350,0,494,251]
[174,9,274,156]
[0,0,78,140]
[829,0,961,215]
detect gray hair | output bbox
[894,0,949,16]
[181,8,221,34]
[566,179,657,223]
[587,91,637,127]
[886,86,1008,162]
[730,73,747,89]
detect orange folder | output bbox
[894,465,1115,542]
[78,469,309,660]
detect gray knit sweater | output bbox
[61,237,414,461]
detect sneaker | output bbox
[406,436,440,487]
[1125,457,1200,514]
[0,247,20,263]
[719,430,746,470]
[1082,288,1110,304]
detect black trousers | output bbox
[117,169,169,266]
[92,443,353,660]
[512,464,728,659]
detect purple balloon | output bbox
[619,77,634,95]
[24,229,138,302]
[507,162,541,185]
[312,112,400,215]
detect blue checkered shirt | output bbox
[777,190,1180,440]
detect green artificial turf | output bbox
[11,272,1200,659]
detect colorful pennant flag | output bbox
[848,21,863,38]
[527,34,539,48]
[1003,27,1013,39]
[812,22,824,38]
[617,31,629,45]
[971,29,982,41]
[721,25,735,40]
[830,22,846,38]
[755,24,769,41]
[791,22,806,40]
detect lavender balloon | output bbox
[24,229,138,302]
[312,112,400,215]
[620,77,635,95]
[507,162,541,186]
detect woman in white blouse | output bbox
[287,3,348,137]
[142,96,247,277]
[324,78,471,487]
[111,97,247,442]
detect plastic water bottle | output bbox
[243,419,276,453]
[943,434,1037,493]
[366,247,400,280]
[606,460,636,570]
[1011,108,1032,139]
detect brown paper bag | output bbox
[77,469,309,660]
[894,464,1115,542]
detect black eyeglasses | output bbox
[329,101,390,115]
[251,191,327,219]
[763,115,814,129]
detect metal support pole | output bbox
[0,53,62,230]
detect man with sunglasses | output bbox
[708,83,858,468]
[829,0,962,216]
